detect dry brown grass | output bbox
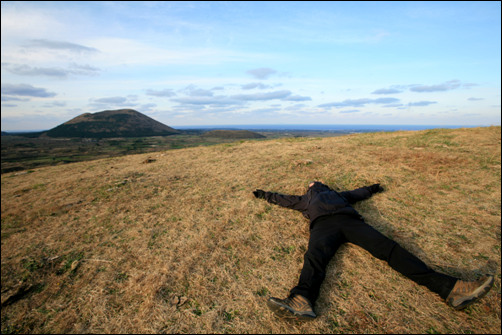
[1,126,500,334]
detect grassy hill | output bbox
[1,127,500,334]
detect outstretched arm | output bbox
[340,184,384,204]
[253,189,308,211]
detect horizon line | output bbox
[3,123,499,133]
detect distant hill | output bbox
[201,129,266,139]
[44,109,180,138]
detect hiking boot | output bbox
[446,275,494,310]
[267,294,316,320]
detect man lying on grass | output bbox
[253,181,494,320]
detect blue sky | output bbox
[1,1,500,131]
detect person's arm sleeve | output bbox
[340,184,383,204]
[253,189,307,211]
[264,192,308,211]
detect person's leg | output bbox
[268,216,345,319]
[289,216,346,304]
[337,215,457,299]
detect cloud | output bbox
[1,83,56,98]
[93,96,129,104]
[1,96,29,102]
[69,63,101,76]
[246,67,277,80]
[467,97,484,101]
[319,97,400,108]
[372,88,403,94]
[88,37,264,67]
[169,82,314,110]
[231,90,292,101]
[88,96,138,110]
[181,85,215,97]
[241,82,271,90]
[409,80,462,92]
[4,64,68,77]
[283,95,312,102]
[171,96,242,107]
[42,101,67,108]
[170,88,301,107]
[146,89,177,97]
[247,107,282,115]
[408,101,437,106]
[24,39,99,54]
[138,103,157,112]
[372,80,478,96]
[340,109,361,114]
[384,103,405,108]
[3,63,100,78]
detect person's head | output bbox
[307,181,332,192]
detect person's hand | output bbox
[369,184,384,194]
[253,189,266,199]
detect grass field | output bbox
[0,133,250,174]
[1,126,500,334]
[0,130,343,174]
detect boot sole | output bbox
[267,298,316,320]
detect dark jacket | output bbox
[260,182,381,228]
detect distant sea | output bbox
[175,124,484,133]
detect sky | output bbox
[1,1,501,131]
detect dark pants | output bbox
[290,215,457,304]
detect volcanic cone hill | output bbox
[45,109,180,138]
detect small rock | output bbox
[171,296,180,305]
[178,296,188,306]
[70,260,80,272]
